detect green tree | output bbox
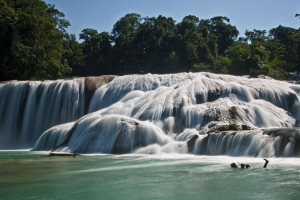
[135,15,176,73]
[0,0,16,80]
[0,0,71,81]
[244,29,269,75]
[176,16,206,71]
[175,15,219,73]
[112,13,141,74]
[244,29,268,44]
[225,42,251,75]
[63,34,84,76]
[199,16,239,55]
[224,29,271,76]
[80,29,113,76]
[268,26,300,72]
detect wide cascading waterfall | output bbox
[32,72,300,156]
[2,72,300,156]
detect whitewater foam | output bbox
[2,72,300,156]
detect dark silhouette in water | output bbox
[263,159,269,168]
[230,162,250,168]
[231,162,238,168]
[240,163,250,168]
[231,159,269,169]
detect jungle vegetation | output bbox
[1,0,300,81]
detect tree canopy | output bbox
[0,0,70,80]
[1,1,300,81]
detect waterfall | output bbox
[2,72,300,156]
[0,76,115,149]
[0,79,85,148]
[88,73,299,130]
[192,128,300,157]
[34,114,171,154]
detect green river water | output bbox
[1,151,300,200]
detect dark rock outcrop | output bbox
[84,75,116,114]
[187,135,199,153]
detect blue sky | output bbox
[44,0,300,38]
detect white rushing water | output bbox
[0,79,85,148]
[1,72,300,156]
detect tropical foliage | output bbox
[0,0,71,80]
[1,0,300,81]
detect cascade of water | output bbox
[193,131,274,157]
[191,128,300,157]
[0,79,85,148]
[88,73,299,132]
[34,114,172,154]
[33,122,74,151]
[2,72,300,156]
